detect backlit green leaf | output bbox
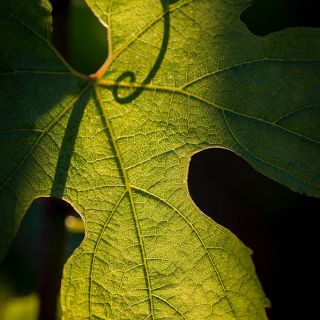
[1,0,319,319]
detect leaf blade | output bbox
[1,0,320,319]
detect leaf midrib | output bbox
[94,86,156,319]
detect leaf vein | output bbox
[222,110,317,192]
[131,185,239,318]
[0,84,91,193]
[88,190,127,317]
[98,79,320,146]
[153,294,188,319]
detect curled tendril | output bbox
[112,0,174,104]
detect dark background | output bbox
[0,0,319,319]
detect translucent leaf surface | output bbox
[1,0,319,319]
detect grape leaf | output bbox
[1,0,319,319]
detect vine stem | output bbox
[38,199,70,320]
